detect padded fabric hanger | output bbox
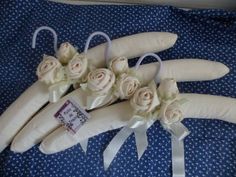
[0,28,230,154]
[11,57,229,153]
[0,29,179,153]
[35,55,235,155]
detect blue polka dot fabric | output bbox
[0,1,236,177]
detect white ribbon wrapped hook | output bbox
[32,26,58,53]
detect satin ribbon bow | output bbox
[103,80,160,170]
[80,83,117,110]
[161,121,189,177]
[103,114,156,170]
[87,90,116,110]
[48,80,72,103]
[158,78,189,177]
[83,72,140,110]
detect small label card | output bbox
[54,99,91,134]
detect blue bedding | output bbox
[0,1,236,177]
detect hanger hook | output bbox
[135,53,163,84]
[84,31,111,66]
[32,26,58,53]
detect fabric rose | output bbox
[66,53,88,80]
[36,55,63,85]
[116,73,140,99]
[87,68,115,95]
[158,78,179,101]
[108,57,129,75]
[157,78,185,125]
[56,42,77,64]
[130,81,160,113]
[159,101,183,125]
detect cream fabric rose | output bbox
[116,73,140,99]
[158,78,179,100]
[56,42,77,64]
[66,54,88,80]
[87,68,115,95]
[108,57,129,75]
[160,101,183,125]
[36,55,63,85]
[130,81,160,113]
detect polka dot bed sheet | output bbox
[0,1,236,177]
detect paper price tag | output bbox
[54,99,90,134]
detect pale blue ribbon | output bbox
[162,122,189,177]
[80,139,89,153]
[103,116,155,170]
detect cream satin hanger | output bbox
[33,56,234,153]
[39,93,236,154]
[0,27,179,153]
[22,52,234,177]
[38,53,234,177]
[0,27,229,153]
[11,56,229,153]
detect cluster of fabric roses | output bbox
[37,42,88,88]
[37,42,142,109]
[102,77,186,170]
[131,78,184,126]
[37,41,184,127]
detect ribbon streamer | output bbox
[80,139,89,153]
[172,135,185,177]
[103,116,155,170]
[103,126,133,170]
[134,124,148,160]
[163,122,189,177]
[164,122,189,141]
